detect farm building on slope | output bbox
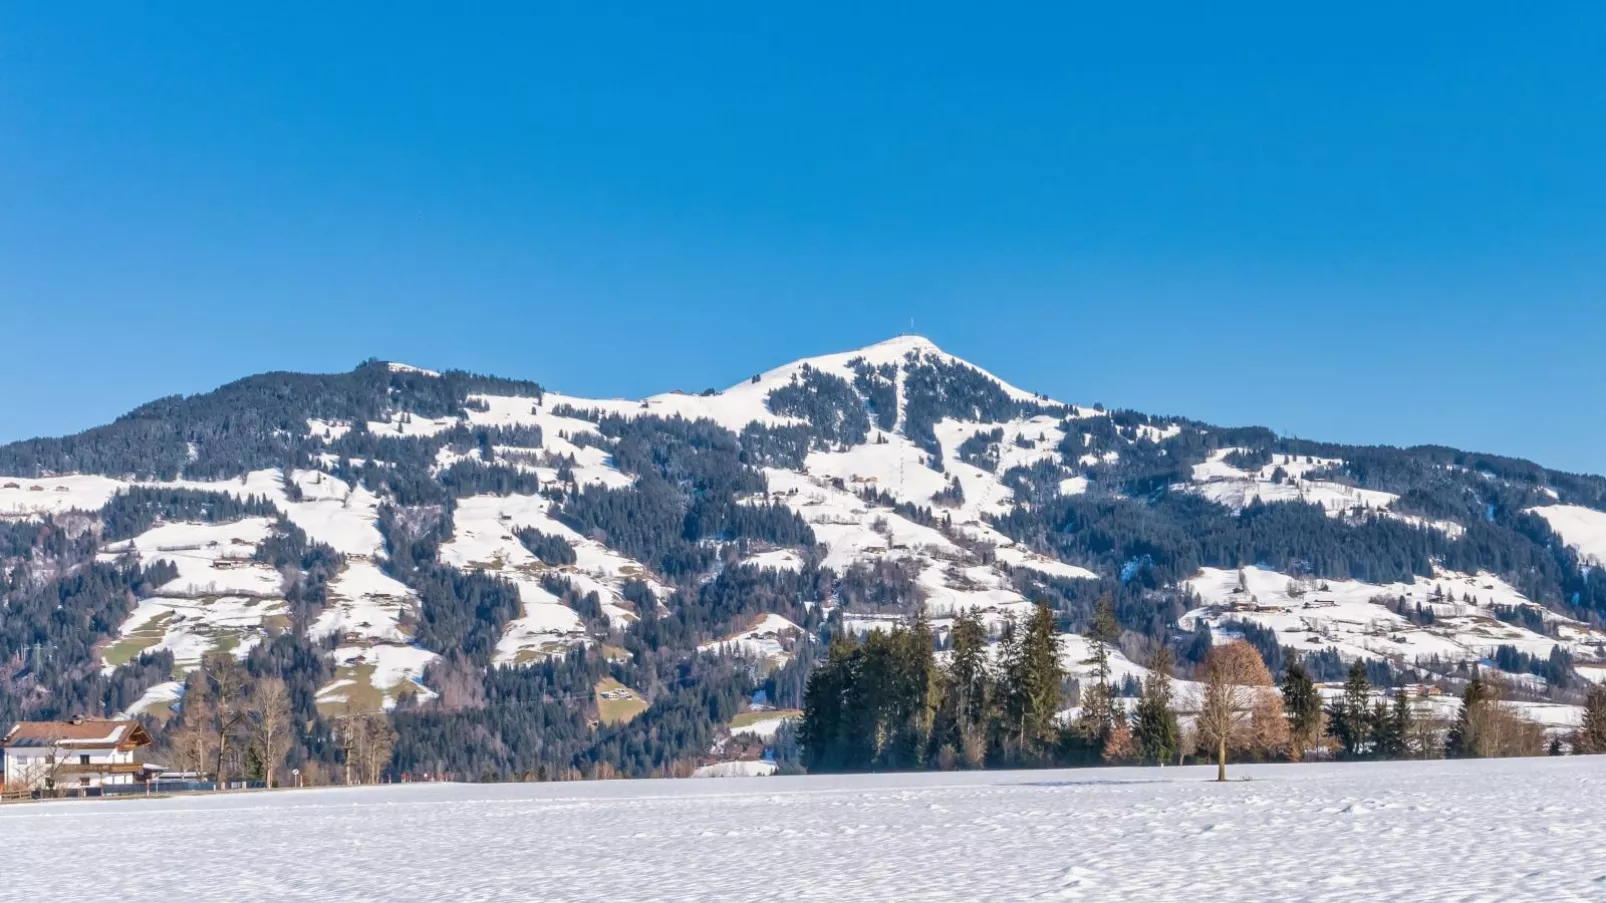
[2,717,154,793]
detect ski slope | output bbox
[6,758,1606,902]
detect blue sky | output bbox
[3,4,1604,472]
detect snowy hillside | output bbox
[1181,566,1606,681]
[4,335,1606,776]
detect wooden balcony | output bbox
[53,762,146,776]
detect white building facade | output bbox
[2,718,153,792]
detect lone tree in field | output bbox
[1196,640,1279,782]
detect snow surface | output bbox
[365,412,461,438]
[0,474,125,519]
[436,493,667,664]
[742,548,804,572]
[106,518,284,598]
[1182,449,1464,537]
[386,362,441,377]
[690,760,779,778]
[756,462,1092,629]
[319,644,440,710]
[727,713,799,741]
[699,614,803,665]
[7,759,1606,902]
[1529,504,1606,566]
[119,680,184,718]
[1180,565,1606,677]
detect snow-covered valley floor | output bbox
[5,759,1606,902]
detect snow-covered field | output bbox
[6,758,1606,902]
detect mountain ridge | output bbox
[3,334,1605,779]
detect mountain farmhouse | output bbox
[2,718,154,794]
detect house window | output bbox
[80,754,91,766]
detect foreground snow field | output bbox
[5,759,1606,902]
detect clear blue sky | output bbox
[3,4,1604,473]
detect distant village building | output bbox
[2,717,154,793]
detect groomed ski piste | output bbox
[4,757,1605,902]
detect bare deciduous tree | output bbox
[332,711,360,785]
[1463,678,1546,758]
[250,677,292,789]
[331,710,399,785]
[357,714,398,785]
[166,698,219,780]
[202,653,251,789]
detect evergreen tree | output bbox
[1369,694,1401,760]
[1369,687,1412,759]
[1446,672,1491,758]
[998,602,1065,765]
[931,608,992,767]
[1131,646,1180,765]
[801,618,939,772]
[1075,594,1122,748]
[1571,684,1606,754]
[1326,660,1374,759]
[800,637,858,771]
[1280,659,1324,761]
[882,613,939,769]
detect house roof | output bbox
[3,720,153,750]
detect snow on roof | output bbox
[4,719,152,749]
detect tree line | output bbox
[800,600,1606,778]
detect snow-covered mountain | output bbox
[4,335,1605,753]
